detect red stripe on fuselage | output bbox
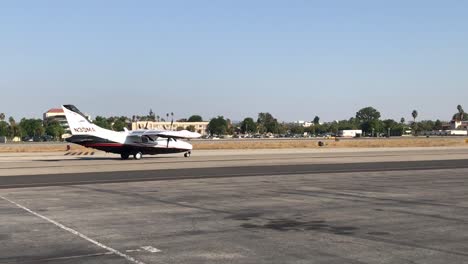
[83,143,125,147]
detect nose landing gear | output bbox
[184,151,191,158]
[120,153,130,160]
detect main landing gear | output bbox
[133,152,143,160]
[184,151,191,158]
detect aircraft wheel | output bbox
[134,152,143,160]
[121,153,130,160]
[184,152,191,158]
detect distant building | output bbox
[131,121,209,135]
[338,130,362,137]
[421,130,467,136]
[293,120,314,127]
[450,120,468,130]
[43,108,93,138]
[43,108,70,135]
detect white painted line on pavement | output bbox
[141,246,161,253]
[0,195,147,264]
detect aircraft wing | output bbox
[129,130,202,139]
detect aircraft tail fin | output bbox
[62,105,102,135]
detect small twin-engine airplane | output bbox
[62,105,201,160]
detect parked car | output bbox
[21,136,33,142]
[42,135,54,142]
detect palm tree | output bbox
[156,115,160,122]
[170,112,174,130]
[7,117,20,138]
[0,113,5,122]
[457,105,464,121]
[411,110,418,136]
[411,110,418,123]
[400,117,405,124]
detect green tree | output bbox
[0,121,9,137]
[305,124,316,135]
[412,110,418,123]
[94,116,111,129]
[411,110,418,135]
[290,125,305,135]
[457,105,464,120]
[257,112,280,134]
[383,119,402,136]
[400,117,405,124]
[453,105,467,121]
[418,120,435,131]
[383,119,398,129]
[361,119,384,136]
[226,118,235,135]
[434,119,443,130]
[19,118,44,137]
[337,119,359,130]
[8,117,20,138]
[45,120,65,140]
[328,121,339,135]
[207,116,228,136]
[279,123,288,134]
[356,107,382,134]
[313,116,320,125]
[0,113,5,122]
[112,118,127,131]
[188,115,203,122]
[240,117,256,134]
[148,109,156,121]
[314,123,327,135]
[356,107,381,122]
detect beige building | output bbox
[43,108,70,135]
[43,108,91,138]
[132,121,209,135]
[451,120,468,130]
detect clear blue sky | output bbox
[1,0,467,122]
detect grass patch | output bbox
[0,137,466,153]
[192,138,467,150]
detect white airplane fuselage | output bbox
[62,105,196,159]
[66,132,193,155]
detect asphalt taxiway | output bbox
[1,147,468,263]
